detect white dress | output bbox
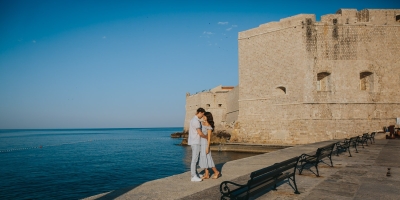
[199,125,215,168]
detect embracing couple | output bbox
[189,107,221,182]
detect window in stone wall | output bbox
[360,71,374,91]
[396,15,400,22]
[274,86,286,95]
[218,104,222,107]
[317,72,331,91]
[206,104,210,108]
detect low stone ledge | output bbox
[210,143,291,153]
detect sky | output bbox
[0,0,399,129]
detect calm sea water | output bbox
[0,128,259,200]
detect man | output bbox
[188,107,207,182]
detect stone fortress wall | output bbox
[225,86,239,126]
[183,86,236,132]
[184,9,400,144]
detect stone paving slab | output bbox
[85,139,399,200]
[255,139,400,200]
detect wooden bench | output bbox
[358,133,369,148]
[298,143,336,177]
[336,136,359,157]
[364,132,376,144]
[220,156,300,200]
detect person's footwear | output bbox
[212,172,221,179]
[202,174,210,179]
[191,176,202,182]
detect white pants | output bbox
[190,144,200,177]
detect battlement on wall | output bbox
[321,9,400,25]
[185,85,235,97]
[239,14,315,39]
[239,9,400,39]
[260,14,316,29]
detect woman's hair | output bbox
[204,112,215,130]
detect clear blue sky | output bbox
[0,0,398,129]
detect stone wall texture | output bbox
[225,86,239,125]
[237,9,400,144]
[183,86,234,132]
[185,9,400,145]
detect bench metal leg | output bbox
[315,164,320,177]
[361,142,365,148]
[353,143,358,153]
[299,163,320,176]
[289,176,300,194]
[336,146,341,156]
[298,165,304,175]
[272,184,277,191]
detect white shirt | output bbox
[188,115,201,145]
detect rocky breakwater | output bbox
[170,131,188,138]
[170,131,231,145]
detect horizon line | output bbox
[0,126,184,131]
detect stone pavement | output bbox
[85,136,400,200]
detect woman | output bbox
[199,112,221,179]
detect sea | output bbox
[0,128,260,200]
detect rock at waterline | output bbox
[170,132,182,138]
[172,131,231,146]
[181,138,188,145]
[170,132,188,138]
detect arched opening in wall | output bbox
[274,86,286,95]
[317,72,331,91]
[360,71,374,91]
[396,15,400,22]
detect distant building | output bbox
[185,9,400,144]
[183,85,237,132]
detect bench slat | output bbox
[249,172,294,197]
[229,186,248,199]
[251,157,298,178]
[220,156,300,200]
[298,143,336,177]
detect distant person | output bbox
[188,107,207,182]
[199,112,221,179]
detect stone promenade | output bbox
[85,135,400,200]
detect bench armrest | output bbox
[300,153,316,159]
[339,139,350,145]
[220,181,248,196]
